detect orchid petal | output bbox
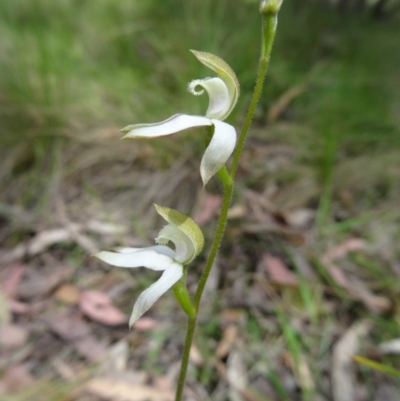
[93,249,174,271]
[188,77,230,120]
[156,224,195,264]
[200,119,237,186]
[129,262,183,328]
[114,245,175,258]
[154,205,204,262]
[121,114,212,139]
[190,50,240,120]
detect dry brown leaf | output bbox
[79,290,127,326]
[283,350,315,394]
[216,325,239,359]
[297,354,314,394]
[227,204,246,219]
[49,314,91,340]
[0,229,72,265]
[48,313,108,362]
[153,375,174,392]
[2,264,25,298]
[244,222,305,245]
[9,299,42,315]
[326,263,391,314]
[27,229,72,256]
[281,208,315,229]
[0,245,27,266]
[54,284,80,305]
[321,239,390,314]
[262,253,298,287]
[73,336,108,362]
[227,351,248,401]
[221,309,245,324]
[189,344,204,366]
[349,277,391,314]
[327,264,351,288]
[132,317,158,331]
[18,264,74,299]
[0,289,10,324]
[322,239,366,264]
[338,189,354,210]
[85,378,174,401]
[87,220,129,236]
[0,220,129,265]
[332,320,371,401]
[0,323,29,349]
[55,198,100,255]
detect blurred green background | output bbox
[1,0,399,195]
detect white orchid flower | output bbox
[93,205,204,328]
[122,50,240,186]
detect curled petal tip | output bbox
[190,50,239,120]
[155,205,204,261]
[188,77,231,120]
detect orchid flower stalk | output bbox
[121,51,240,186]
[94,205,204,328]
[175,4,283,400]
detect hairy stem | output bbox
[174,316,197,401]
[230,13,278,177]
[174,6,281,401]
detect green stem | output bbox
[217,165,233,187]
[173,269,196,318]
[230,11,278,178]
[174,316,197,401]
[174,7,281,401]
[194,179,233,310]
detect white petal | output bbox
[122,114,212,139]
[115,245,175,258]
[154,205,204,262]
[156,224,195,264]
[93,250,174,271]
[129,263,183,327]
[200,119,237,186]
[188,77,230,120]
[190,50,240,120]
[113,247,142,253]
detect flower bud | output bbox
[260,0,283,14]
